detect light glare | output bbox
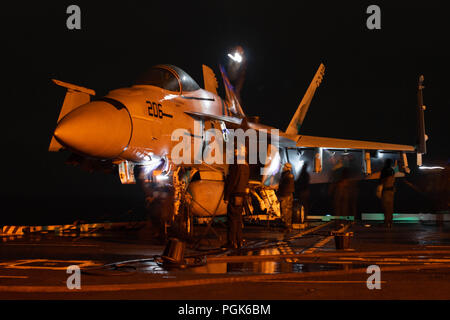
[419,166,444,170]
[227,52,243,63]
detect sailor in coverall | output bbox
[224,148,250,249]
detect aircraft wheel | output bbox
[177,203,193,239]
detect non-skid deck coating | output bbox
[1,221,450,299]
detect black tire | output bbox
[176,201,193,239]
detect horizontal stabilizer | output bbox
[52,79,96,96]
[49,79,96,152]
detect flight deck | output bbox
[1,218,450,300]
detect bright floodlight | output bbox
[228,51,243,63]
[156,174,169,181]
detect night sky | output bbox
[1,1,449,223]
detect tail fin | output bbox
[219,64,245,118]
[285,63,325,135]
[417,75,427,154]
[416,75,428,166]
[202,64,218,95]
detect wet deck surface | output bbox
[1,221,450,299]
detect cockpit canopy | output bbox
[134,64,200,93]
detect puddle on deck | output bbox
[132,247,360,275]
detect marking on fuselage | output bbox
[146,100,173,119]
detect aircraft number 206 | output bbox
[146,100,173,119]
[146,100,164,118]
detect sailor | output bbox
[140,169,173,242]
[278,163,295,231]
[223,146,250,249]
[331,166,352,218]
[295,162,310,221]
[379,159,396,228]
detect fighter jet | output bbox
[49,63,426,234]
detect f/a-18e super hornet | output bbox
[49,63,427,234]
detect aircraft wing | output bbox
[184,111,415,152]
[284,134,415,152]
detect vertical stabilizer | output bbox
[417,75,427,155]
[219,65,245,117]
[202,64,218,95]
[416,75,427,166]
[285,63,325,135]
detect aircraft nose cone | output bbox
[54,100,132,159]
